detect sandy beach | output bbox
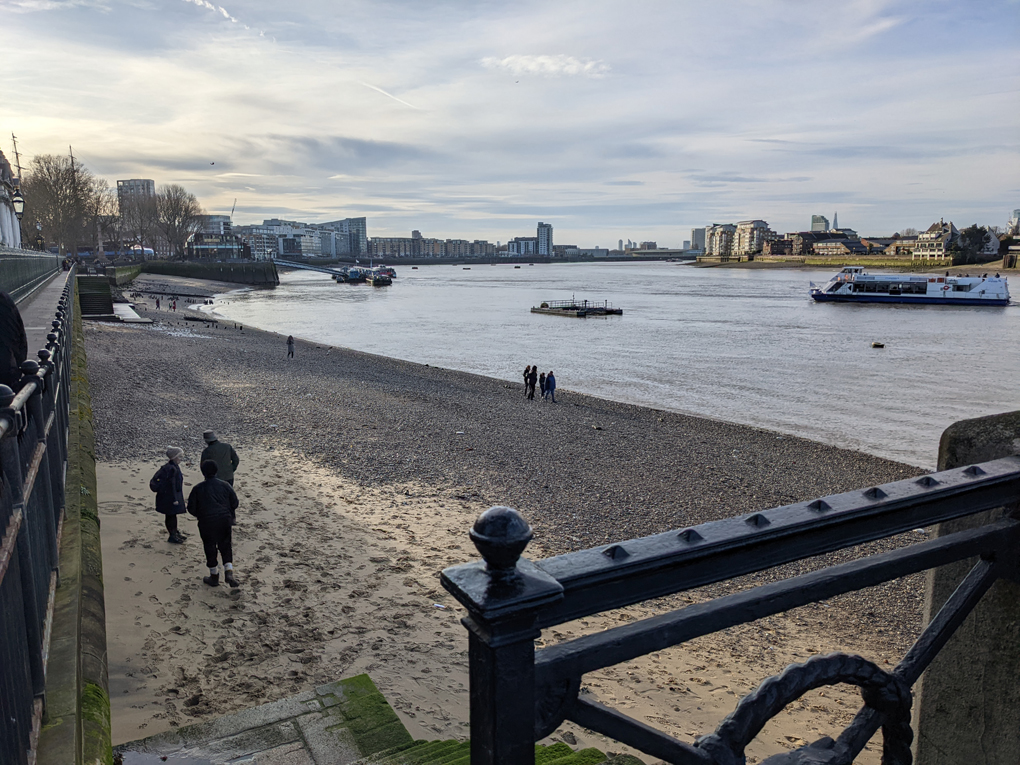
[89,276,927,763]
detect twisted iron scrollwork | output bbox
[695,653,912,765]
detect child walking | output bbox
[150,447,187,543]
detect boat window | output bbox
[953,284,972,292]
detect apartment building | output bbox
[507,237,539,256]
[913,219,959,261]
[706,224,737,256]
[734,220,777,255]
[537,222,553,256]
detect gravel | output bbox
[85,300,929,654]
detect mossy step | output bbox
[604,756,645,765]
[536,742,577,763]
[372,739,463,764]
[544,748,607,764]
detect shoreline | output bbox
[93,277,925,762]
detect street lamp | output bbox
[11,189,24,219]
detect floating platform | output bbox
[531,298,623,318]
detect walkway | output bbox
[16,269,72,354]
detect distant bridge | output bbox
[274,259,348,278]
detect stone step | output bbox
[113,673,642,765]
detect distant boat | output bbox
[463,267,471,270]
[514,266,521,269]
[411,266,418,270]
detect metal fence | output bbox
[0,274,74,765]
[0,247,61,303]
[442,456,1020,764]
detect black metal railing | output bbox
[0,247,62,303]
[0,273,75,765]
[442,457,1020,765]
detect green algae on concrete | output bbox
[317,674,414,756]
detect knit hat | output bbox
[203,430,217,443]
[166,447,184,460]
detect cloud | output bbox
[481,54,610,78]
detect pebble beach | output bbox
[89,275,927,763]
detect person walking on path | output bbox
[155,297,160,311]
[522,365,531,397]
[539,372,547,399]
[201,430,240,486]
[0,290,28,391]
[546,370,556,403]
[187,460,239,587]
[287,335,295,358]
[150,447,187,544]
[527,365,538,400]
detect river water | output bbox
[204,262,1019,469]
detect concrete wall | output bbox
[107,265,142,286]
[142,260,279,286]
[914,411,1020,764]
[37,285,112,765]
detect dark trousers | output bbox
[288,347,294,358]
[199,520,233,568]
[164,514,178,534]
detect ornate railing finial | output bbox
[470,506,533,578]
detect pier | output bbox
[531,298,623,318]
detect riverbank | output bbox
[86,297,923,763]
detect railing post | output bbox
[441,507,564,765]
[915,411,1020,764]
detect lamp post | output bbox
[11,189,25,248]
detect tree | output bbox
[121,191,159,258]
[953,224,992,265]
[19,153,108,256]
[156,183,203,259]
[901,227,918,237]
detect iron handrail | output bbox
[441,455,1020,765]
[0,269,75,765]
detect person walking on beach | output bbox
[0,290,28,390]
[187,460,239,587]
[155,297,160,311]
[527,365,538,400]
[287,335,295,358]
[201,430,240,486]
[546,370,556,403]
[539,371,547,399]
[523,365,531,397]
[150,447,187,544]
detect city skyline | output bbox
[5,1,1019,245]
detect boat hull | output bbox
[812,293,1008,306]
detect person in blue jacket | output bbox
[150,447,187,544]
[545,371,556,403]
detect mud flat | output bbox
[87,298,923,763]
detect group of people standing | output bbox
[523,365,556,402]
[149,430,241,587]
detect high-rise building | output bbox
[619,239,624,251]
[683,240,691,250]
[537,222,553,256]
[811,215,830,232]
[690,228,706,250]
[832,211,839,231]
[734,220,777,255]
[706,224,737,256]
[116,179,155,214]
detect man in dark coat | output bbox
[0,290,28,390]
[149,447,187,543]
[187,460,239,587]
[201,430,240,486]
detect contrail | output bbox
[359,82,421,110]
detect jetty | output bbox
[531,298,623,317]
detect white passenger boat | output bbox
[810,267,1009,306]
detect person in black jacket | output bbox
[0,290,28,390]
[149,447,187,544]
[187,460,239,587]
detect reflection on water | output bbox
[206,262,1020,468]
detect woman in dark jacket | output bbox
[150,447,187,544]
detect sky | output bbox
[4,0,1019,247]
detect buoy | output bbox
[872,342,885,348]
